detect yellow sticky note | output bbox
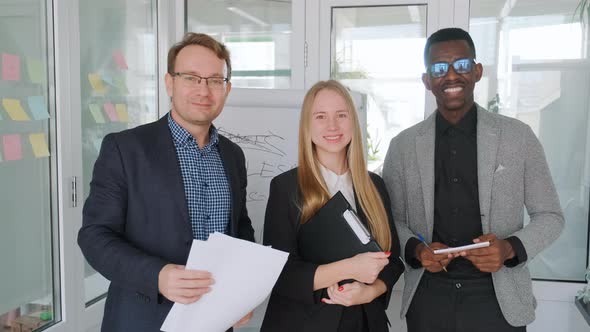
[26,57,45,84]
[115,104,129,122]
[29,133,50,158]
[88,104,106,123]
[88,73,107,93]
[2,99,31,121]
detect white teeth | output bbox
[325,135,341,140]
[444,86,463,93]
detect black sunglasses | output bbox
[428,58,476,78]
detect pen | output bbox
[417,233,448,272]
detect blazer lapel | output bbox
[152,116,192,237]
[476,106,499,233]
[218,137,240,237]
[415,114,436,240]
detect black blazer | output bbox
[261,168,403,332]
[78,115,255,332]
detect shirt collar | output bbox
[319,163,349,187]
[167,112,219,150]
[436,104,477,138]
[318,163,357,211]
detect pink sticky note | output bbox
[103,102,119,121]
[2,134,22,161]
[2,53,21,81]
[112,50,128,70]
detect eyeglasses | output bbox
[428,58,476,78]
[173,72,229,89]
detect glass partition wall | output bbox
[187,0,293,89]
[79,0,159,305]
[470,0,590,281]
[0,0,59,330]
[329,4,428,171]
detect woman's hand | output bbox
[321,280,386,307]
[346,252,390,284]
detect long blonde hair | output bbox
[297,80,392,250]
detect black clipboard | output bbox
[297,191,382,265]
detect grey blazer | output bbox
[382,104,564,327]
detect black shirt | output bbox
[405,105,526,278]
[433,106,485,278]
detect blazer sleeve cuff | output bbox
[405,237,423,269]
[504,236,528,267]
[376,256,404,307]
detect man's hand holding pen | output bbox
[415,235,452,273]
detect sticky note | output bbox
[112,50,128,70]
[103,102,118,121]
[101,72,115,86]
[27,96,50,120]
[26,57,45,84]
[88,73,107,93]
[29,133,50,158]
[2,53,20,81]
[88,104,106,123]
[115,104,129,122]
[114,77,129,94]
[2,134,22,161]
[2,99,30,121]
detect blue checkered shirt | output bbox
[168,113,231,240]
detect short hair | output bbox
[423,28,476,67]
[167,32,232,80]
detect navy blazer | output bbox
[261,168,404,332]
[78,115,255,332]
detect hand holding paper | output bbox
[161,233,288,332]
[158,264,213,304]
[233,311,253,328]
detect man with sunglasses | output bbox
[382,28,563,331]
[78,33,255,332]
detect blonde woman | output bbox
[261,80,403,332]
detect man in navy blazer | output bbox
[78,33,255,332]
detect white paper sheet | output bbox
[161,233,288,332]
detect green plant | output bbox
[487,93,500,113]
[331,52,369,80]
[574,0,590,25]
[367,129,381,161]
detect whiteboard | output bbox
[215,89,303,242]
[216,88,365,243]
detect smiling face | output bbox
[165,44,231,132]
[309,88,353,168]
[422,40,482,119]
